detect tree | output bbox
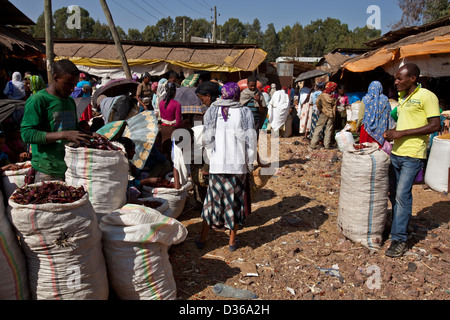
[278,23,305,57]
[262,23,280,62]
[393,0,450,28]
[91,20,112,40]
[425,0,450,21]
[156,17,175,42]
[188,18,212,39]
[116,26,127,41]
[29,6,97,39]
[142,25,159,42]
[245,19,263,44]
[300,18,353,56]
[173,16,193,42]
[222,18,247,44]
[127,28,142,41]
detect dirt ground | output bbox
[169,134,450,301]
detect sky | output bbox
[10,0,404,35]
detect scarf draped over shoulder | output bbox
[203,82,256,151]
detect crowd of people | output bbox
[0,59,448,258]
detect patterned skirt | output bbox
[308,107,323,140]
[201,173,247,231]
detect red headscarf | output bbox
[264,85,271,94]
[323,82,337,94]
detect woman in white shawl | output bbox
[3,72,26,100]
[267,89,290,134]
[196,82,256,252]
[298,80,314,139]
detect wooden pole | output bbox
[99,0,132,79]
[183,18,186,43]
[212,6,217,43]
[44,0,54,83]
[447,167,450,194]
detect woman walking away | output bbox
[159,81,182,159]
[357,81,394,148]
[196,82,257,252]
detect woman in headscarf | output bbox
[358,81,393,147]
[310,82,338,149]
[154,78,168,116]
[191,81,222,207]
[196,82,257,252]
[159,81,182,158]
[3,72,26,100]
[308,82,325,141]
[29,75,46,95]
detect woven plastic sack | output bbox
[142,180,192,219]
[8,182,109,300]
[99,204,187,300]
[64,144,129,221]
[135,197,174,218]
[2,161,31,199]
[0,192,30,300]
[425,136,450,193]
[337,143,390,250]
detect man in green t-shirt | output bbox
[383,63,441,258]
[21,59,93,182]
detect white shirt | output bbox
[208,108,254,175]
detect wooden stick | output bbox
[448,167,449,193]
[99,0,132,80]
[44,0,54,83]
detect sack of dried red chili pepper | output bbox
[8,181,109,300]
[64,141,129,221]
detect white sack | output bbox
[142,181,192,219]
[8,182,109,300]
[99,204,187,300]
[2,161,31,199]
[64,145,129,221]
[425,136,450,193]
[0,192,30,300]
[337,143,390,250]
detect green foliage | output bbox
[263,23,280,62]
[393,0,450,28]
[25,5,387,61]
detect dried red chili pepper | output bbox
[155,180,175,189]
[11,182,86,205]
[75,136,121,151]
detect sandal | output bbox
[229,239,240,252]
[194,237,205,250]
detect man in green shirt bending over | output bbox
[21,59,93,182]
